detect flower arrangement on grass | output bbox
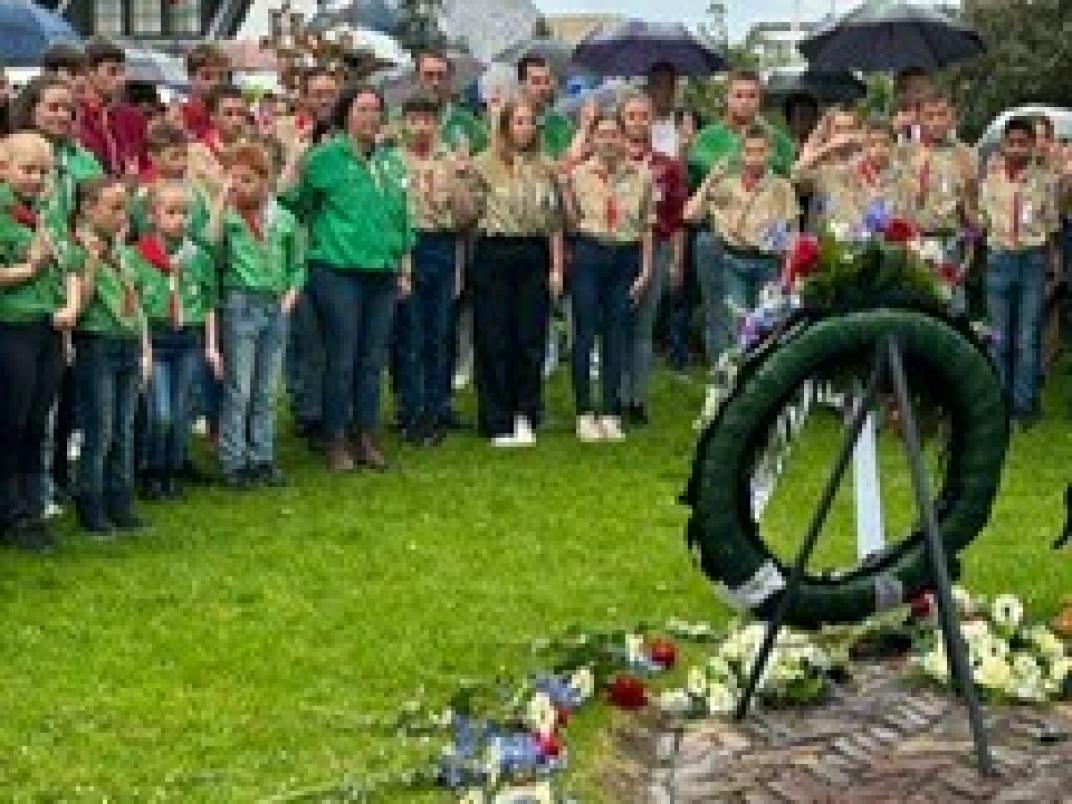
[914,588,1072,704]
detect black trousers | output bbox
[472,237,550,438]
[0,318,63,524]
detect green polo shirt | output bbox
[129,235,217,329]
[440,103,489,154]
[538,109,575,160]
[281,135,414,273]
[688,117,796,188]
[130,184,211,246]
[74,241,145,339]
[217,202,305,295]
[0,193,70,324]
[46,140,103,236]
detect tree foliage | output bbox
[944,0,1072,140]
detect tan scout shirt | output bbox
[703,170,800,253]
[980,163,1060,251]
[907,140,977,235]
[402,145,465,233]
[469,150,563,237]
[797,158,912,233]
[567,157,655,244]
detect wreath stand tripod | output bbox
[732,333,997,778]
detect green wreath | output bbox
[683,306,1009,628]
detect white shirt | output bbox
[651,116,679,159]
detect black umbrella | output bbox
[493,37,578,79]
[0,0,80,67]
[307,0,400,35]
[799,0,986,73]
[766,70,867,104]
[572,19,726,78]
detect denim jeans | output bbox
[147,327,202,474]
[391,233,457,425]
[219,291,287,474]
[307,264,397,440]
[621,239,671,408]
[74,334,142,510]
[985,247,1046,417]
[723,249,780,334]
[285,292,324,427]
[571,239,637,416]
[694,230,731,365]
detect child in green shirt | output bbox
[128,181,220,499]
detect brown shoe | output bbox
[326,440,356,473]
[352,431,388,472]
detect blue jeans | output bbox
[392,233,456,425]
[694,230,731,365]
[219,291,287,474]
[74,334,142,509]
[285,292,324,427]
[723,249,779,333]
[147,327,202,474]
[570,239,637,416]
[622,239,671,407]
[986,247,1046,417]
[307,264,397,440]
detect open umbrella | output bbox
[0,0,80,67]
[308,0,400,35]
[494,36,577,79]
[799,0,985,73]
[766,70,867,104]
[572,19,726,78]
[126,49,188,90]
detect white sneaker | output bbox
[576,414,603,443]
[600,415,626,442]
[491,432,517,448]
[513,416,536,447]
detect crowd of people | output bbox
[0,38,1070,552]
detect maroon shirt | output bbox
[181,98,212,141]
[77,100,149,176]
[628,145,687,242]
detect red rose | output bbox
[883,218,916,245]
[938,262,962,286]
[608,675,647,710]
[783,233,821,286]
[647,638,677,669]
[10,204,37,229]
[536,731,564,759]
[908,590,936,621]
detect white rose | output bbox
[974,655,1012,691]
[1050,657,1071,687]
[991,594,1024,635]
[1028,627,1065,661]
[525,692,555,732]
[658,689,693,716]
[960,619,991,643]
[922,647,949,682]
[952,586,974,617]
[568,666,595,700]
[625,633,645,665]
[829,221,851,242]
[687,665,708,698]
[706,656,733,683]
[1012,652,1042,684]
[706,682,736,715]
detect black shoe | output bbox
[178,460,212,486]
[423,422,446,447]
[441,410,466,431]
[108,507,147,532]
[75,497,115,536]
[221,469,253,491]
[403,421,426,446]
[250,463,287,488]
[141,474,164,501]
[160,475,183,501]
[8,518,56,553]
[294,419,322,440]
[627,403,650,426]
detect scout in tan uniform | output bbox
[980,117,1060,426]
[456,99,565,448]
[906,90,978,309]
[562,112,654,443]
[685,125,800,330]
[395,92,471,446]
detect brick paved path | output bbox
[607,663,1072,803]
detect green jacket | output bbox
[217,202,305,295]
[687,118,796,188]
[75,240,146,339]
[129,234,217,329]
[440,103,489,154]
[0,191,71,323]
[538,109,575,161]
[45,140,103,236]
[281,135,414,273]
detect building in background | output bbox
[543,13,624,45]
[39,0,253,43]
[742,20,820,71]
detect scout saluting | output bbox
[979,117,1061,426]
[684,124,800,333]
[71,176,153,536]
[128,181,220,500]
[562,111,654,443]
[0,132,80,552]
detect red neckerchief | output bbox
[593,163,620,231]
[741,170,763,193]
[296,111,314,134]
[139,163,159,186]
[10,201,37,229]
[137,233,183,327]
[201,129,227,160]
[859,158,881,189]
[238,206,264,241]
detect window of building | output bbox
[170,0,202,36]
[94,0,124,35]
[129,0,163,36]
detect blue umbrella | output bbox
[799,0,985,73]
[0,0,80,67]
[572,19,726,78]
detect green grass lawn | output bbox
[0,363,1069,801]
